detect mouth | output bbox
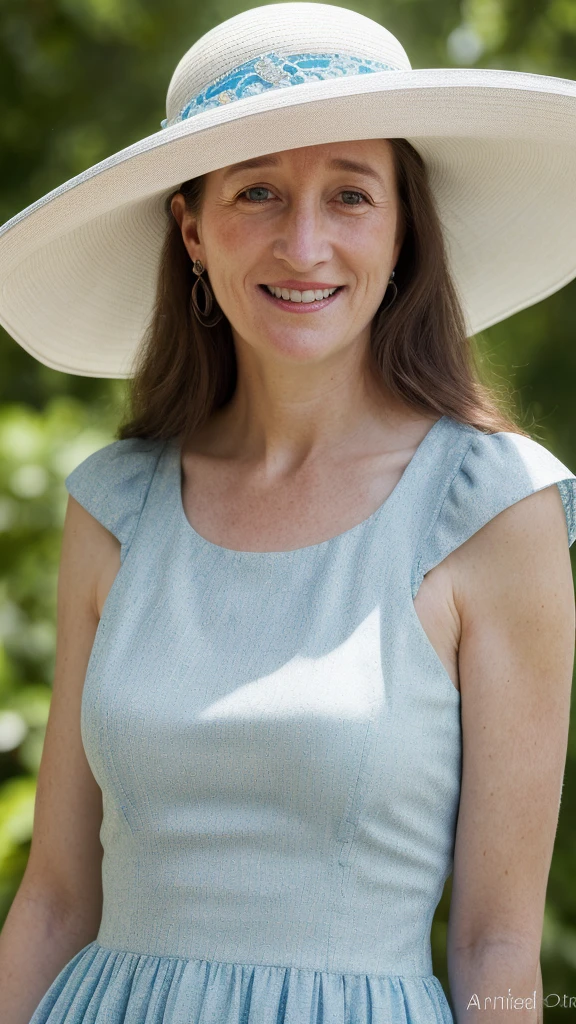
[258,284,344,312]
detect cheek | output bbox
[205,224,265,297]
[205,211,257,259]
[338,213,395,256]
[342,238,393,287]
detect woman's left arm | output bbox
[446,482,575,1023]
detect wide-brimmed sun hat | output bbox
[2,2,576,378]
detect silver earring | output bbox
[190,259,223,327]
[379,269,398,313]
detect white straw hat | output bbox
[2,2,576,378]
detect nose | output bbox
[271,197,334,270]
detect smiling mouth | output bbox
[259,284,344,307]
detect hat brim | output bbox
[2,67,576,377]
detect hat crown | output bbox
[165,2,411,122]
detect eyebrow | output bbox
[221,155,387,188]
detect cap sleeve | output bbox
[411,429,576,599]
[64,436,166,564]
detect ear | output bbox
[170,193,204,265]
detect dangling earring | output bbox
[379,269,398,313]
[190,259,223,327]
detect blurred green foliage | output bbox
[1,0,576,1017]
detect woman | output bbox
[0,4,575,1023]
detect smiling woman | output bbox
[1,4,576,1024]
[120,136,490,446]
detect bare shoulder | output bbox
[21,495,120,923]
[446,482,575,954]
[63,493,122,611]
[450,480,574,642]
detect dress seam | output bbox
[122,437,170,564]
[90,941,438,980]
[411,431,476,598]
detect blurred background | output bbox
[1,0,576,1016]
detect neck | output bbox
[190,339,421,477]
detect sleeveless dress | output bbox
[28,414,576,1024]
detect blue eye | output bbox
[237,187,369,206]
[239,187,273,203]
[340,191,367,205]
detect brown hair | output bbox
[117,138,529,444]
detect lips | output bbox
[258,283,343,311]
[262,282,342,290]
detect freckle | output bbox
[505,869,508,875]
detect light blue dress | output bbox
[29,414,576,1024]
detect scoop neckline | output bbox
[170,414,449,558]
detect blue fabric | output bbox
[30,414,576,1024]
[160,51,399,128]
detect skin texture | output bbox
[170,140,408,477]
[172,139,403,432]
[447,484,574,1022]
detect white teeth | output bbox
[265,285,338,302]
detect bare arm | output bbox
[446,484,575,1022]
[449,941,541,1022]
[0,495,121,1024]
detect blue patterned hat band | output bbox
[161,51,400,128]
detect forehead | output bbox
[215,139,395,186]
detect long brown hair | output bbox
[117,138,529,443]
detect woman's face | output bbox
[172,138,404,366]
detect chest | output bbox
[85,515,462,909]
[179,450,462,692]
